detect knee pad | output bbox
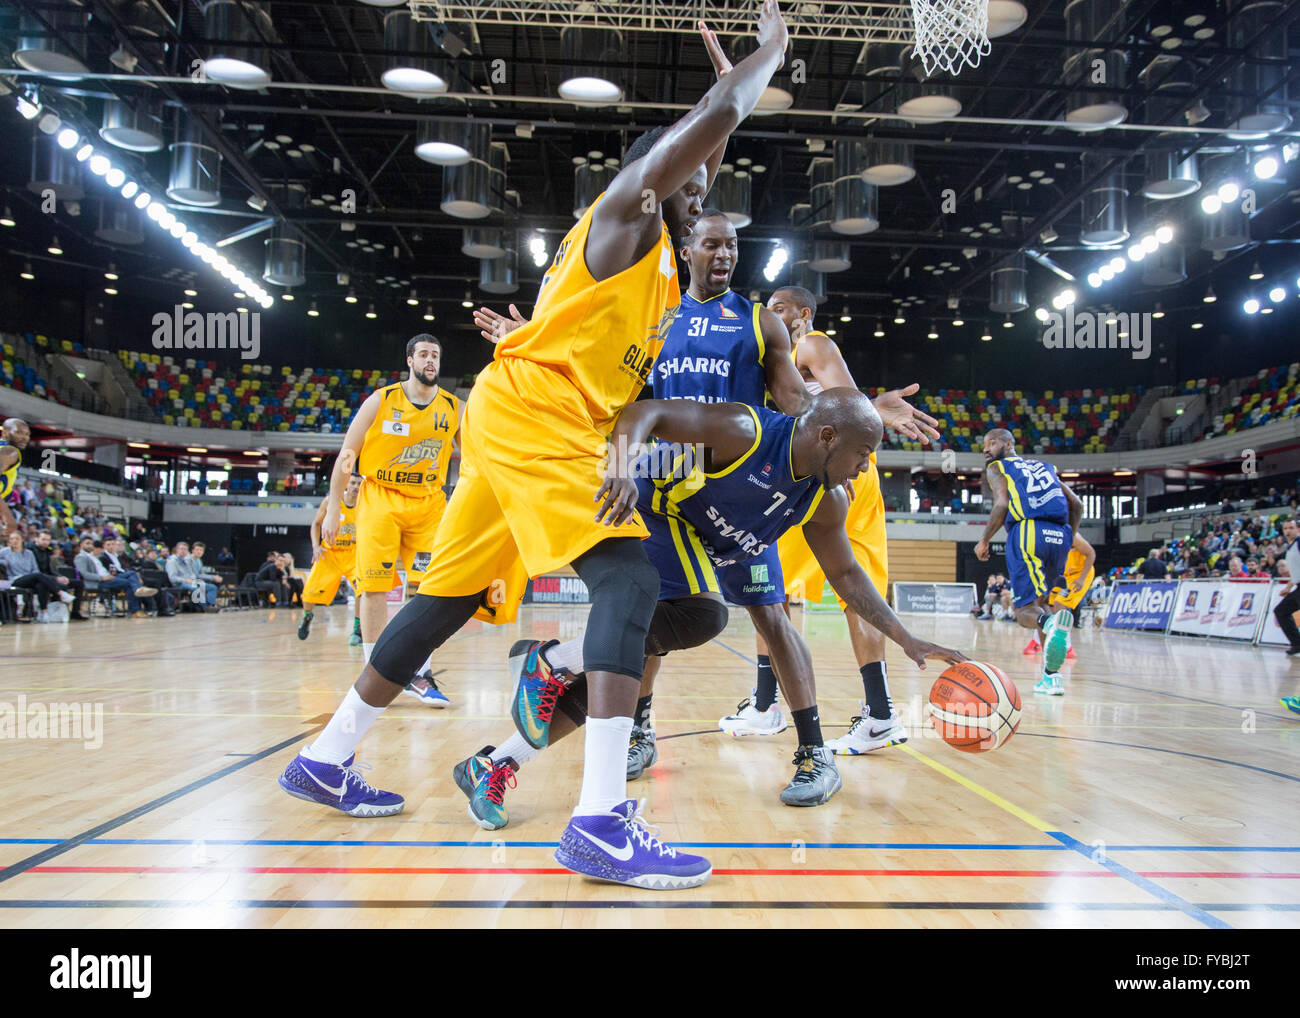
[368,591,482,686]
[645,596,728,656]
[573,538,659,678]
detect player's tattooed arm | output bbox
[760,308,812,415]
[975,465,1009,561]
[803,495,967,668]
[596,400,758,525]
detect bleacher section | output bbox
[117,352,405,432]
[2,334,78,404]
[1190,361,1300,441]
[879,386,1141,454]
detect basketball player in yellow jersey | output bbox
[1044,532,1096,662]
[749,286,930,754]
[321,334,459,683]
[298,472,362,644]
[281,4,792,887]
[0,417,32,537]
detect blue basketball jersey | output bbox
[652,289,765,405]
[637,405,824,571]
[990,455,1069,528]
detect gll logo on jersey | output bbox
[718,306,740,319]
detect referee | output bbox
[1276,516,1300,657]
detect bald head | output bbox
[982,428,1015,463]
[3,418,30,449]
[794,388,882,489]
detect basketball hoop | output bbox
[910,0,992,77]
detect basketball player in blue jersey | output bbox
[0,418,32,537]
[452,390,966,830]
[631,210,937,771]
[974,428,1083,695]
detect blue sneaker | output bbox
[1042,608,1073,674]
[1281,696,1300,717]
[555,799,712,890]
[278,752,405,817]
[509,639,569,749]
[452,746,516,831]
[403,672,450,708]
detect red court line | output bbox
[26,865,1300,878]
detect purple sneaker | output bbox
[278,752,404,817]
[555,799,711,890]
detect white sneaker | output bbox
[719,696,788,737]
[1033,672,1065,696]
[58,590,75,605]
[825,706,909,755]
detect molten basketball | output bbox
[928,661,1022,753]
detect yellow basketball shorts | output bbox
[777,466,888,610]
[418,357,648,625]
[303,547,357,606]
[354,480,446,592]
[1050,566,1095,611]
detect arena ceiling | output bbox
[3,0,1300,335]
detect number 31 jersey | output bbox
[652,289,766,406]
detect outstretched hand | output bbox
[873,383,941,444]
[699,20,732,79]
[755,0,789,67]
[474,303,528,344]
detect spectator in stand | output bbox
[1,531,76,620]
[75,537,155,619]
[1139,548,1168,579]
[166,541,218,610]
[217,546,235,566]
[1227,555,1247,578]
[102,537,175,617]
[255,550,290,606]
[188,542,224,597]
[976,574,1006,619]
[29,528,87,620]
[278,552,305,607]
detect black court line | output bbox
[1089,677,1295,724]
[1,899,1295,912]
[658,729,720,741]
[1018,732,1300,784]
[0,727,321,886]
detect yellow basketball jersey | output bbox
[497,193,680,426]
[358,383,459,496]
[326,499,358,552]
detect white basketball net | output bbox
[910,0,992,77]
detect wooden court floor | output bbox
[2,603,1298,929]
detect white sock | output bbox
[362,642,375,664]
[543,638,584,675]
[573,715,633,816]
[490,732,539,769]
[419,652,434,676]
[303,687,385,765]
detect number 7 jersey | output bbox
[989,455,1069,528]
[637,405,825,571]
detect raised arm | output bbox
[595,400,760,525]
[590,1,787,272]
[803,492,967,668]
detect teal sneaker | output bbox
[1033,672,1065,696]
[1280,696,1300,718]
[508,639,569,749]
[452,746,517,831]
[1043,608,1074,673]
[348,628,362,647]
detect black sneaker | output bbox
[297,611,313,641]
[626,725,658,781]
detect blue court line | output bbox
[710,637,757,665]
[1048,831,1232,931]
[4,837,1299,851]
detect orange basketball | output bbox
[928,660,1022,753]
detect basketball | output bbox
[928,661,1022,753]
